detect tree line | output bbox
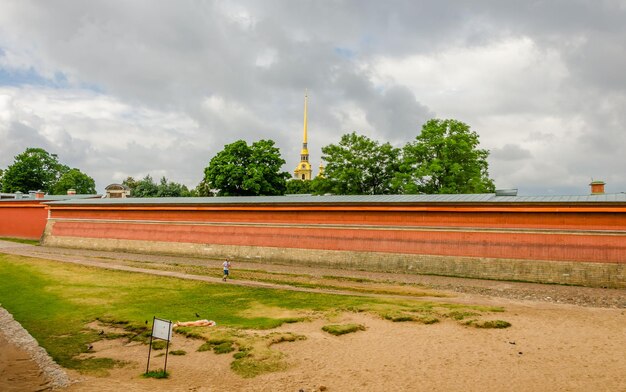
[0,118,495,197]
[202,118,495,196]
[0,148,96,195]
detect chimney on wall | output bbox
[35,190,45,199]
[590,180,605,195]
[67,188,76,195]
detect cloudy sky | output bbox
[1,1,625,195]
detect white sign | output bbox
[152,318,173,341]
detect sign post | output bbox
[145,317,173,375]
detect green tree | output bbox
[192,178,214,197]
[285,179,312,194]
[318,132,400,195]
[50,168,97,195]
[1,148,69,193]
[156,176,191,197]
[398,119,495,194]
[203,139,290,196]
[0,168,4,191]
[125,175,158,197]
[121,176,138,192]
[123,175,190,197]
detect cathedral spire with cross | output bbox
[294,90,312,180]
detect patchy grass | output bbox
[197,337,235,354]
[72,357,126,377]
[231,352,288,378]
[174,327,205,340]
[0,253,510,377]
[416,315,439,324]
[322,324,366,336]
[213,341,236,354]
[0,237,39,245]
[267,332,306,345]
[142,369,169,379]
[383,313,416,322]
[466,320,512,329]
[208,330,307,378]
[383,312,441,325]
[170,350,186,355]
[151,340,168,350]
[446,311,480,321]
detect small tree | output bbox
[203,139,290,196]
[192,178,214,197]
[397,119,495,194]
[156,176,191,197]
[50,168,97,195]
[131,175,159,197]
[285,179,312,194]
[122,176,139,192]
[318,132,400,195]
[1,148,69,193]
[123,175,190,197]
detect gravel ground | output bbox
[1,241,624,308]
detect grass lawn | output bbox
[0,253,508,377]
[89,256,449,298]
[0,237,40,245]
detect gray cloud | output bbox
[1,1,625,194]
[490,144,532,161]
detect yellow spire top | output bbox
[294,89,312,181]
[302,89,308,146]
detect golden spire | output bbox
[294,90,312,180]
[302,89,308,149]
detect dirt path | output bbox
[1,240,626,391]
[0,333,51,392]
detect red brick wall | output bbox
[46,204,626,264]
[0,201,48,240]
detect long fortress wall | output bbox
[41,196,626,288]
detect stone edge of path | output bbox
[0,306,71,389]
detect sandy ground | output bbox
[0,334,51,392]
[58,304,626,392]
[1,241,625,391]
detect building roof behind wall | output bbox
[45,192,626,206]
[0,194,101,203]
